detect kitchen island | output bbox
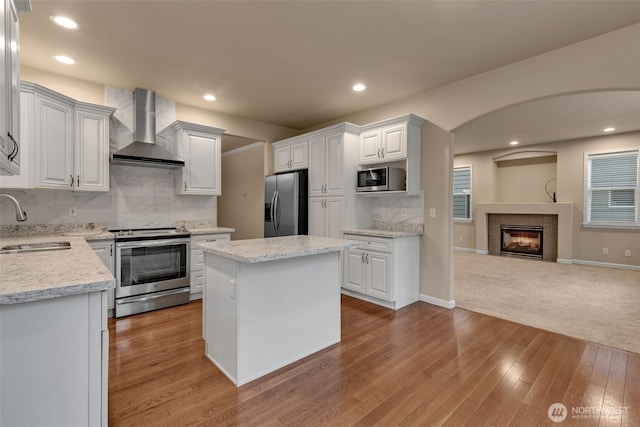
[196,235,366,386]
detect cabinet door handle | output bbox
[77,175,80,187]
[69,174,74,188]
[361,253,365,263]
[381,148,385,158]
[7,132,18,161]
[110,245,113,256]
[365,253,369,263]
[184,182,187,191]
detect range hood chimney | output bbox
[110,88,184,168]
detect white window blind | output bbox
[453,166,471,220]
[586,150,638,225]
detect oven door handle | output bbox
[116,287,190,304]
[116,238,191,248]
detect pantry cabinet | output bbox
[309,196,343,239]
[308,132,344,197]
[164,121,224,196]
[273,138,308,173]
[29,84,114,191]
[342,233,420,310]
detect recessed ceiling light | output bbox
[352,83,366,92]
[53,55,75,65]
[50,15,80,30]
[603,127,616,132]
[510,140,519,146]
[203,94,216,102]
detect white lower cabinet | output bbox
[190,233,230,296]
[0,291,109,426]
[89,239,115,312]
[342,233,420,310]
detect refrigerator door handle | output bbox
[270,190,277,235]
[274,190,280,234]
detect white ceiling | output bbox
[18,1,640,152]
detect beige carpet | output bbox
[454,251,640,354]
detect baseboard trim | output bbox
[475,250,489,255]
[556,258,573,265]
[420,294,456,309]
[454,247,476,253]
[572,259,640,271]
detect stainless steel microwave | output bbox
[357,167,406,192]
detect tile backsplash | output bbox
[371,191,424,233]
[0,87,216,226]
[0,167,216,226]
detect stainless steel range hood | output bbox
[110,88,184,169]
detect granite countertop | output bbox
[0,235,115,304]
[185,226,235,235]
[343,228,423,238]
[196,235,367,264]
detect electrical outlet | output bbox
[459,236,463,242]
[190,207,196,218]
[430,208,436,218]
[602,248,608,255]
[625,249,632,257]
[229,280,236,299]
[68,207,77,217]
[402,208,407,217]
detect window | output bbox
[585,149,639,226]
[453,166,472,220]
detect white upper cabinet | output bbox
[34,93,74,189]
[273,138,308,173]
[32,85,114,191]
[1,0,26,175]
[74,103,111,191]
[356,114,425,196]
[165,121,224,196]
[358,114,424,165]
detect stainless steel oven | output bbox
[112,228,191,318]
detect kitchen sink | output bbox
[0,241,71,254]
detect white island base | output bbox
[204,250,341,386]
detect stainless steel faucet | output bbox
[0,194,28,222]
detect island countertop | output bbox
[0,234,115,304]
[196,235,367,264]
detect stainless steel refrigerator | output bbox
[264,170,308,237]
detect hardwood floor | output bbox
[109,296,640,426]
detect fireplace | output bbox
[500,225,543,259]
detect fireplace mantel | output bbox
[474,203,575,263]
